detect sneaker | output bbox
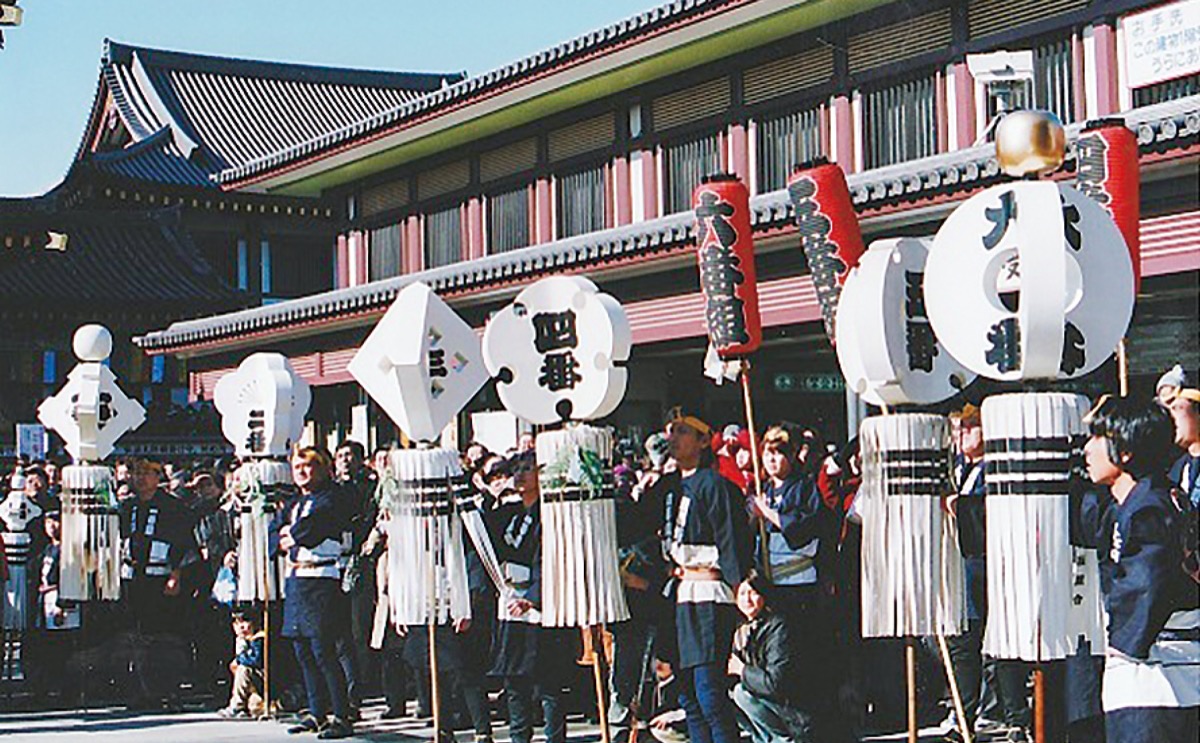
[317,717,354,740]
[287,715,322,734]
[217,707,250,720]
[649,727,689,743]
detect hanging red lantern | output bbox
[692,174,761,359]
[787,158,866,345]
[1075,119,1141,291]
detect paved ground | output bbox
[0,702,968,743]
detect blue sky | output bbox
[0,0,656,197]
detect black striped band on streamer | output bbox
[875,450,950,495]
[239,504,279,514]
[395,502,456,517]
[984,437,1073,454]
[541,485,615,503]
[986,458,1071,477]
[986,478,1071,496]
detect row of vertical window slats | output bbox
[757,108,822,193]
[863,75,938,169]
[368,224,402,281]
[557,167,606,239]
[489,187,529,253]
[664,135,720,214]
[424,207,462,269]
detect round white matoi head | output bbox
[835,237,975,406]
[73,324,113,362]
[924,182,1134,382]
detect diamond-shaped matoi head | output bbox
[348,281,489,444]
[213,353,312,458]
[38,325,146,463]
[483,276,631,425]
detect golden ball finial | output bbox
[995,110,1066,177]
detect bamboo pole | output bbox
[429,511,443,740]
[905,637,918,743]
[1033,665,1046,743]
[739,363,772,582]
[1117,339,1129,398]
[936,632,973,743]
[591,625,612,743]
[261,500,272,720]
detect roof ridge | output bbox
[103,38,464,92]
[217,0,745,183]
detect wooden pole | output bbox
[591,625,612,743]
[905,637,918,743]
[1117,339,1129,398]
[739,362,772,582]
[936,633,973,743]
[1033,665,1046,743]
[429,515,443,740]
[261,505,272,720]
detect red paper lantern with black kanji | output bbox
[1075,119,1141,290]
[692,174,761,359]
[787,158,866,344]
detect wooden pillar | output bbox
[535,178,553,243]
[335,234,349,289]
[831,95,855,173]
[404,215,423,274]
[953,61,977,150]
[613,155,632,226]
[641,147,659,220]
[1093,21,1119,116]
[728,123,750,183]
[467,197,484,259]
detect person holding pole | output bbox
[661,408,754,743]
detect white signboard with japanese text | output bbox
[1123,0,1200,88]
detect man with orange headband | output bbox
[657,407,754,743]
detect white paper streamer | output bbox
[235,459,292,603]
[58,464,121,602]
[981,392,1100,661]
[858,413,964,638]
[385,448,472,626]
[536,424,629,628]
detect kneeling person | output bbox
[730,573,815,743]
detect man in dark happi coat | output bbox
[1084,398,1199,743]
[659,409,753,743]
[273,447,353,739]
[118,458,198,707]
[488,451,572,743]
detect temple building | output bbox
[46,0,1200,450]
[0,40,461,452]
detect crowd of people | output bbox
[1,369,1197,743]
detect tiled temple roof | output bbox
[86,39,464,188]
[0,204,247,309]
[216,0,756,185]
[136,95,1199,352]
